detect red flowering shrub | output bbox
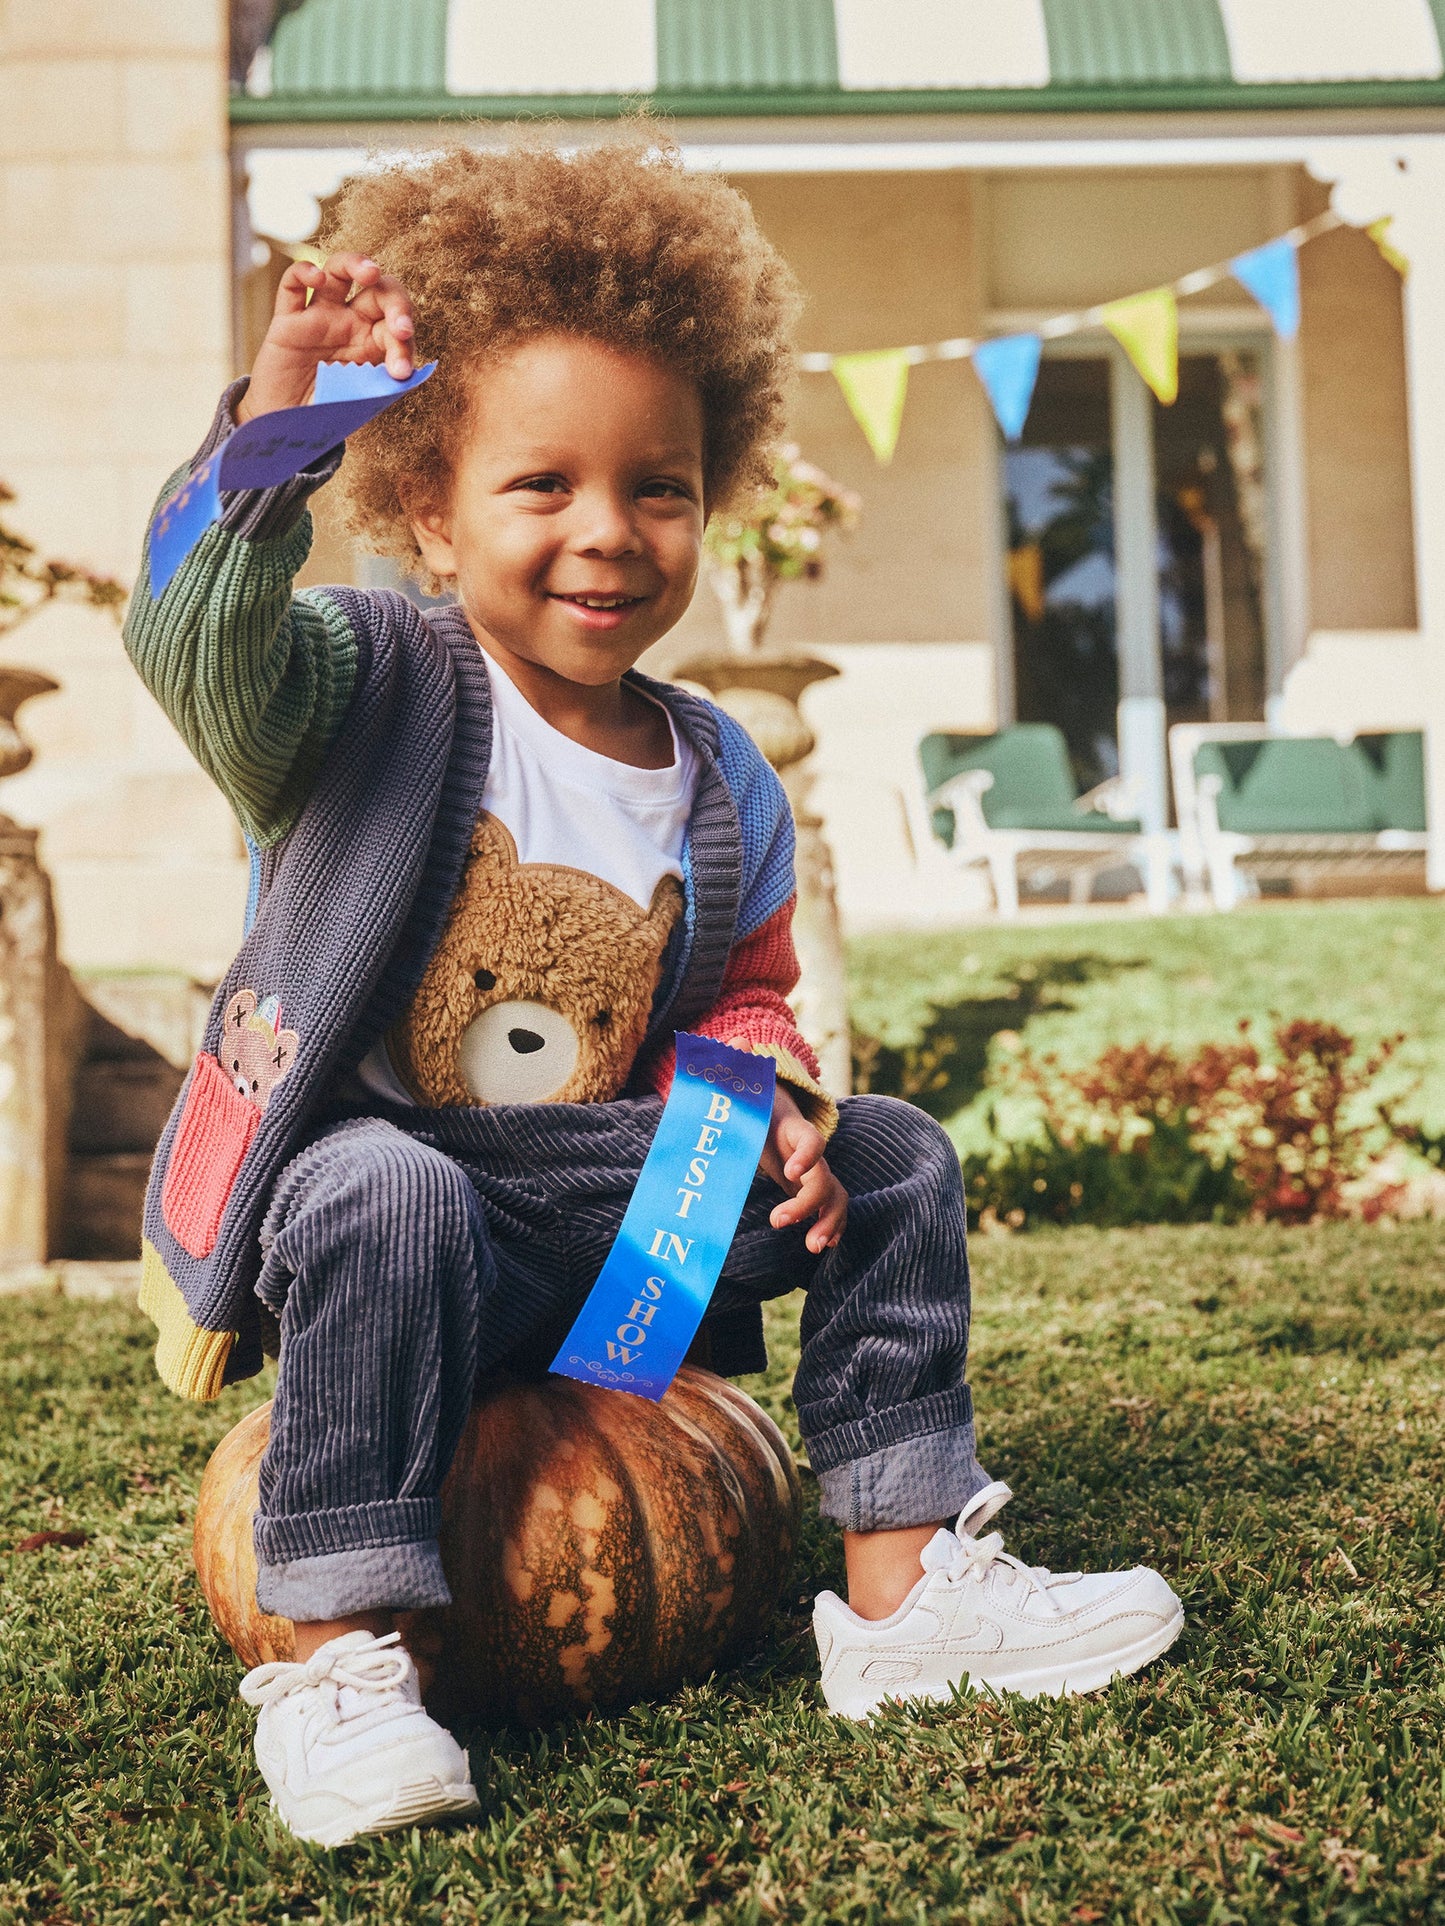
[965,1019,1403,1230]
[1221,1020,1402,1224]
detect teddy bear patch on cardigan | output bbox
[223,989,300,1111]
[387,813,683,1107]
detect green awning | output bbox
[234,0,1445,122]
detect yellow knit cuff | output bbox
[139,1238,235,1403]
[745,1042,840,1142]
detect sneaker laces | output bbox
[919,1480,1066,1616]
[239,1630,413,1719]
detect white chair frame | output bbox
[1169,721,1428,910]
[925,768,1174,917]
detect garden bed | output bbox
[848,897,1445,1148]
[4,1218,1444,1923]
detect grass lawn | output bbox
[848,898,1445,1150]
[5,1218,1445,1923]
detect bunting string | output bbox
[802,208,1391,460]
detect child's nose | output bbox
[574,492,644,557]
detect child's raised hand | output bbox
[758,1081,848,1254]
[237,252,417,424]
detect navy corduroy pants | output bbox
[251,1094,991,1620]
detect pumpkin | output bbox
[193,1365,802,1726]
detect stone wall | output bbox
[0,0,242,979]
[1299,215,1417,634]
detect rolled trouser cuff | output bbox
[255,1495,441,1566]
[814,1415,993,1533]
[255,1539,451,1618]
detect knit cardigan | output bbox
[123,390,832,1401]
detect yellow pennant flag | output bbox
[832,348,910,464]
[1101,286,1179,405]
[1367,217,1409,278]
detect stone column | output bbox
[0,818,83,1261]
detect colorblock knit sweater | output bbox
[123,388,832,1400]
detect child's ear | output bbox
[407,495,459,581]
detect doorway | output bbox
[1002,339,1273,819]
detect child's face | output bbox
[411,334,706,687]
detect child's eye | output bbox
[638,478,692,500]
[512,475,567,495]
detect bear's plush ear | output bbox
[225,989,257,1033]
[271,1029,300,1078]
[472,811,521,869]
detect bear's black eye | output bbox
[473,969,497,992]
[251,1079,259,1093]
[594,1009,612,1030]
[231,1058,240,1072]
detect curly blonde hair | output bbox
[319,133,800,587]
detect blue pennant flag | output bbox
[1231,238,1300,340]
[148,358,436,598]
[972,333,1043,443]
[552,1034,776,1402]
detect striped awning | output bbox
[235,0,1445,122]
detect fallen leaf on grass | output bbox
[13,1529,88,1552]
[1256,1819,1305,1847]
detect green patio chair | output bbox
[1184,729,1427,908]
[918,724,1171,916]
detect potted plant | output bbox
[704,444,860,658]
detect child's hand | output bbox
[757,1081,848,1254]
[237,252,417,424]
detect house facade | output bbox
[3,0,1444,965]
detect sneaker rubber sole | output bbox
[832,1604,1185,1721]
[275,1777,482,1849]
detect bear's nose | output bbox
[508,1028,545,1055]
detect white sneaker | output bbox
[813,1482,1184,1720]
[239,1630,480,1847]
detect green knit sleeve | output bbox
[123,491,359,850]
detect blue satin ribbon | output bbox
[552,1033,776,1402]
[148,359,436,597]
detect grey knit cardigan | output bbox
[138,592,747,1400]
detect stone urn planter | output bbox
[0,667,58,780]
[672,648,852,1096]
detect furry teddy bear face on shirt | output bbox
[387,813,683,1107]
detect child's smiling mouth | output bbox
[548,590,648,628]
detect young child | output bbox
[126,137,1182,1848]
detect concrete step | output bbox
[57,976,215,1261]
[60,1152,150,1261]
[68,1055,184,1155]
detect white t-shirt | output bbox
[356,648,699,1104]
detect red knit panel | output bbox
[724,896,803,999]
[639,898,821,1096]
[160,1052,261,1260]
